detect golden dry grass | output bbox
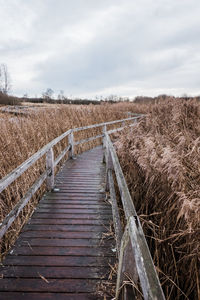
[115,98,200,299]
[0,102,147,259]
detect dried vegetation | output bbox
[0,102,147,259]
[115,98,200,299]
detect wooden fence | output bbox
[0,115,165,299]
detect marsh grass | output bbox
[115,98,200,299]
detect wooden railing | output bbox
[0,114,165,299]
[0,116,139,238]
[104,132,165,300]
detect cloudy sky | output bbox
[0,0,200,99]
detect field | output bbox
[0,99,199,299]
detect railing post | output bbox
[116,225,129,299]
[102,125,107,163]
[105,149,113,192]
[68,130,74,159]
[46,147,54,191]
[116,222,138,300]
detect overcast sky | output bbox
[0,0,200,98]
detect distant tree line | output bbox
[1,64,200,106]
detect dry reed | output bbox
[115,98,200,299]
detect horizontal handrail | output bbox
[104,133,165,300]
[0,129,72,193]
[73,116,141,132]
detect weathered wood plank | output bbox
[3,255,115,267]
[31,213,112,220]
[11,246,114,256]
[0,292,94,300]
[34,209,112,214]
[37,204,109,209]
[0,278,101,293]
[16,238,113,247]
[19,231,104,239]
[29,218,110,225]
[1,266,110,279]
[40,200,106,204]
[23,224,109,232]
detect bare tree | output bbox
[42,88,54,100]
[0,64,11,94]
[57,90,65,100]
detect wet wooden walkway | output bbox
[0,147,116,299]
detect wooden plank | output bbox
[55,182,103,185]
[0,278,101,293]
[40,200,106,204]
[31,213,112,220]
[44,192,104,196]
[0,292,95,300]
[16,238,113,247]
[55,178,102,181]
[19,231,104,239]
[34,209,111,214]
[1,266,110,279]
[11,246,114,256]
[28,218,110,225]
[23,224,109,232]
[43,195,105,200]
[37,204,109,209]
[48,189,104,193]
[3,256,115,267]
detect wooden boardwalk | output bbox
[0,147,116,299]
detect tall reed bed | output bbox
[115,99,200,299]
[0,102,148,259]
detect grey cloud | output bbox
[0,0,200,97]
